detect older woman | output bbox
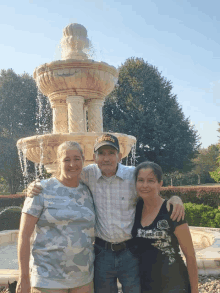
[16,141,95,293]
[132,161,198,293]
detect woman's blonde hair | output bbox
[55,141,84,178]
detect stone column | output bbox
[87,99,104,132]
[51,100,68,134]
[66,96,85,132]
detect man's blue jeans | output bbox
[94,243,141,293]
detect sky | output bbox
[0,0,219,148]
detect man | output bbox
[27,134,185,293]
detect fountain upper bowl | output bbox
[33,59,118,100]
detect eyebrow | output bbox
[63,155,81,159]
[137,175,155,179]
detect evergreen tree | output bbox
[103,58,200,172]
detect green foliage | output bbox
[161,186,220,208]
[210,169,220,183]
[163,171,198,186]
[192,144,219,184]
[0,69,52,193]
[0,176,9,193]
[209,122,220,182]
[184,202,220,228]
[0,208,21,231]
[103,57,200,172]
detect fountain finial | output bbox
[61,23,89,60]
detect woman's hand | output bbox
[27,179,42,197]
[16,277,30,293]
[166,196,185,222]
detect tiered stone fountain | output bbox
[17,23,136,173]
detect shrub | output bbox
[184,202,220,228]
[214,212,220,227]
[161,186,220,208]
[0,208,21,231]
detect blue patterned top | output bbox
[22,177,95,289]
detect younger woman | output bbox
[132,161,198,293]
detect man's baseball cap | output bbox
[94,134,120,152]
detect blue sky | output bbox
[1,0,219,148]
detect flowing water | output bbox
[18,89,52,182]
[0,206,22,216]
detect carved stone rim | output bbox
[17,132,136,164]
[33,59,118,79]
[17,132,136,147]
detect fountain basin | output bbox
[0,227,219,286]
[33,59,118,100]
[17,132,136,172]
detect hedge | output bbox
[161,186,220,209]
[0,203,219,231]
[0,208,22,231]
[184,202,220,228]
[0,196,25,209]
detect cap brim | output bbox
[94,141,119,152]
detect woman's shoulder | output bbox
[161,199,187,229]
[39,177,58,191]
[79,180,91,191]
[78,181,93,197]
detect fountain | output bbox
[16,23,136,174]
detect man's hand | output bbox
[26,179,42,198]
[166,196,185,222]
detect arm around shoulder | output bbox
[166,196,185,222]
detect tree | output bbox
[0,69,52,193]
[192,144,219,184]
[163,171,198,186]
[103,58,200,172]
[209,123,220,182]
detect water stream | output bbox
[0,206,22,216]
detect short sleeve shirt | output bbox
[22,177,96,289]
[132,200,190,292]
[81,163,137,243]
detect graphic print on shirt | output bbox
[137,219,176,265]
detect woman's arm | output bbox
[174,223,198,293]
[16,213,38,293]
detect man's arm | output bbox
[27,166,89,198]
[26,179,42,197]
[166,196,185,222]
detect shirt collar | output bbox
[96,163,125,181]
[115,163,126,180]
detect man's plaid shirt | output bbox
[82,163,137,243]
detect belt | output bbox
[95,237,133,252]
